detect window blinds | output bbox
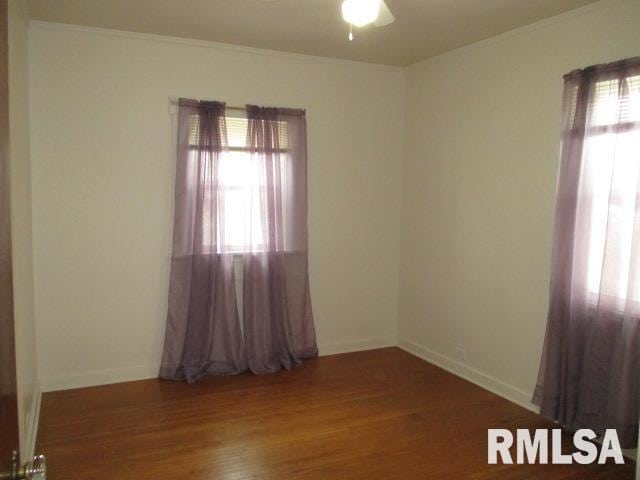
[189,114,290,150]
[566,75,640,130]
[591,75,640,127]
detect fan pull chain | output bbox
[348,23,353,41]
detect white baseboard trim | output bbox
[397,337,539,414]
[318,335,397,356]
[23,383,41,461]
[40,365,159,392]
[40,337,398,392]
[40,337,535,418]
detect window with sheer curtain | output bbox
[534,58,640,450]
[187,114,291,253]
[580,74,640,307]
[161,99,317,382]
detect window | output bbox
[534,61,640,448]
[580,74,640,306]
[188,113,291,253]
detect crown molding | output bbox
[28,20,405,74]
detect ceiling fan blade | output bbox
[374,0,395,27]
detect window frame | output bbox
[188,114,293,254]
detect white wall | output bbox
[29,23,405,390]
[398,0,640,409]
[8,0,39,460]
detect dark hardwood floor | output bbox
[37,348,635,479]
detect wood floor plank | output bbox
[37,348,635,479]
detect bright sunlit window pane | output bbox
[188,115,291,253]
[583,75,640,306]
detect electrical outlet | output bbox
[455,347,467,362]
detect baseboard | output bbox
[318,335,397,356]
[23,383,41,461]
[39,337,397,392]
[40,365,159,392]
[397,337,538,414]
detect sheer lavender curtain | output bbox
[242,106,318,374]
[160,99,246,382]
[534,58,640,448]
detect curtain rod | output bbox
[168,97,303,115]
[169,98,246,112]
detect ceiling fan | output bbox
[341,0,395,40]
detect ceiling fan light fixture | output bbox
[341,0,380,27]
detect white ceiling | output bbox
[27,0,601,66]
